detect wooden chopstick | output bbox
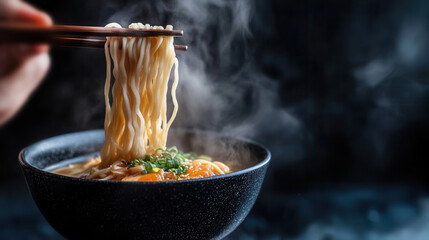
[0,23,187,51]
[53,37,188,51]
[0,23,183,38]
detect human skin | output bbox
[0,0,52,125]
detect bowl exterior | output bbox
[21,162,268,240]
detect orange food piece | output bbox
[137,173,163,182]
[186,161,216,179]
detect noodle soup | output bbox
[52,23,232,181]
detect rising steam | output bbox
[105,0,306,165]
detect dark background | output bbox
[2,0,429,239]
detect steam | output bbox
[225,187,429,239]
[293,195,429,240]
[347,0,429,163]
[94,0,429,169]
[105,0,306,164]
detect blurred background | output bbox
[2,0,429,239]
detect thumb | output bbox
[0,0,52,26]
[0,0,53,55]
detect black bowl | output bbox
[19,129,270,240]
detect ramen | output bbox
[53,23,231,181]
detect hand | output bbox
[0,0,52,125]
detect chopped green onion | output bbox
[145,155,155,163]
[127,158,144,168]
[162,152,173,159]
[125,147,204,176]
[153,148,165,154]
[175,154,185,161]
[166,159,179,168]
[144,161,153,172]
[167,146,178,154]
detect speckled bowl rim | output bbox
[19,129,271,185]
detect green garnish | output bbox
[166,159,179,168]
[127,158,143,169]
[170,165,188,174]
[162,152,173,159]
[126,146,200,175]
[168,146,178,153]
[153,148,165,154]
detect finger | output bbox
[0,0,53,56]
[0,0,52,26]
[14,1,53,55]
[0,52,50,125]
[14,2,52,26]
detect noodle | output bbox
[100,23,178,167]
[53,23,231,181]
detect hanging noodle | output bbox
[53,23,230,181]
[100,23,179,167]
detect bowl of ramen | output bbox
[19,129,270,240]
[19,22,270,239]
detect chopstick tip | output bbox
[174,45,188,51]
